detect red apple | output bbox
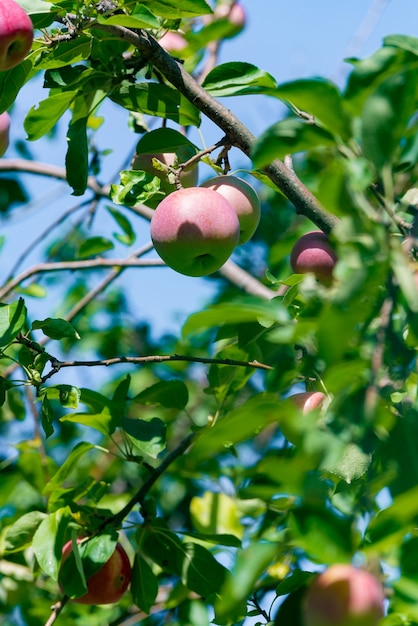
[150,186,240,276]
[0,111,10,156]
[159,31,187,53]
[132,150,198,192]
[200,175,260,244]
[290,230,337,282]
[303,564,385,626]
[0,0,33,72]
[215,2,246,37]
[60,540,131,605]
[290,391,326,414]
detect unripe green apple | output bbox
[0,111,10,156]
[150,186,240,276]
[200,175,260,244]
[132,148,199,192]
[0,0,33,72]
[60,540,131,605]
[303,564,385,626]
[290,230,337,282]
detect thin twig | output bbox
[44,596,69,626]
[39,353,272,383]
[0,258,165,301]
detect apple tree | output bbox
[0,1,417,625]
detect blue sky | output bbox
[3,0,418,339]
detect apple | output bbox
[303,564,385,626]
[290,391,326,414]
[215,2,246,37]
[200,175,260,244]
[132,149,198,192]
[60,540,131,605]
[290,230,337,282]
[0,111,10,157]
[150,186,240,276]
[0,0,33,72]
[159,31,187,53]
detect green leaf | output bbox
[289,505,356,563]
[60,408,114,436]
[135,127,198,155]
[182,296,289,337]
[110,82,200,127]
[181,542,227,596]
[364,485,418,552]
[32,508,70,580]
[35,36,92,70]
[66,116,88,196]
[0,298,27,347]
[362,69,417,168]
[189,393,285,460]
[214,542,279,622]
[24,91,77,141]
[274,78,351,139]
[98,6,159,29]
[140,521,184,574]
[43,442,95,495]
[121,416,166,459]
[202,62,278,97]
[41,396,54,438]
[109,375,131,432]
[32,317,80,340]
[106,207,136,246]
[77,236,114,258]
[0,59,33,114]
[190,491,243,539]
[138,0,212,18]
[252,117,336,168]
[4,511,47,553]
[384,34,418,57]
[17,0,59,29]
[391,244,418,313]
[133,380,189,410]
[110,169,164,207]
[131,553,159,613]
[276,570,315,597]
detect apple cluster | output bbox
[149,172,261,277]
[303,564,385,626]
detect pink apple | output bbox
[60,540,131,605]
[132,150,198,192]
[290,230,337,282]
[150,186,240,276]
[200,175,260,244]
[290,391,326,414]
[215,2,246,37]
[0,111,10,156]
[159,31,187,53]
[0,0,33,72]
[303,564,385,626]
